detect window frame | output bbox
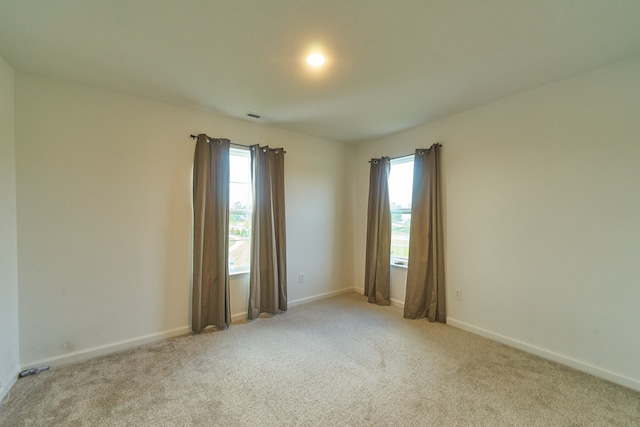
[228,147,252,276]
[388,155,414,268]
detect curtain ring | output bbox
[274,150,279,154]
[373,159,379,164]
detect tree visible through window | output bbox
[229,148,252,274]
[389,155,414,265]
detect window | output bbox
[229,148,252,274]
[388,155,414,266]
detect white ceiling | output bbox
[1,0,640,143]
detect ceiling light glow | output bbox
[306,53,325,67]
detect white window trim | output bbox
[229,147,252,275]
[389,154,414,268]
[229,268,250,277]
[391,258,409,269]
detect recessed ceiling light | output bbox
[306,53,325,67]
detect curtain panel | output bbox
[192,135,232,332]
[248,145,287,320]
[364,157,391,306]
[404,144,446,322]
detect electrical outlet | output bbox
[454,289,462,301]
[298,273,305,284]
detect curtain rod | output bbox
[189,134,286,153]
[368,143,441,163]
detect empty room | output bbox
[1,1,639,425]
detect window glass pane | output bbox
[389,156,414,262]
[229,183,251,209]
[388,159,413,210]
[229,148,250,183]
[229,148,252,273]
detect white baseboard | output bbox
[352,286,405,309]
[22,288,357,370]
[230,287,355,322]
[288,287,354,308]
[0,370,19,403]
[231,311,248,322]
[447,317,640,392]
[390,297,404,308]
[21,326,190,370]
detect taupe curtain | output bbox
[248,145,287,320]
[364,157,391,306]
[404,144,446,322]
[192,134,231,332]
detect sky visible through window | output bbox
[229,149,251,208]
[388,158,413,209]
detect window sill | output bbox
[229,269,250,277]
[391,261,408,269]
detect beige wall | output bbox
[353,57,640,390]
[15,74,352,366]
[10,52,640,393]
[0,54,19,399]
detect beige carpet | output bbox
[1,292,638,426]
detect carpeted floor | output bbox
[1,292,639,426]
